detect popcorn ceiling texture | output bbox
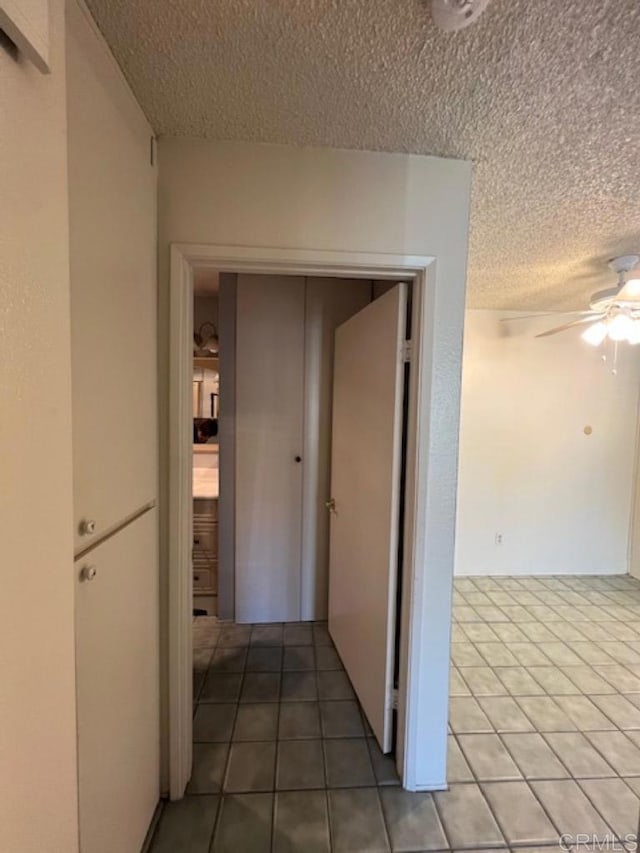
[85,0,640,310]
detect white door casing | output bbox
[328,283,407,752]
[168,244,461,795]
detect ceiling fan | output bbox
[504,255,640,346]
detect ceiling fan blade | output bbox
[500,310,601,323]
[500,313,556,322]
[535,315,606,338]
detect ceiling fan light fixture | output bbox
[618,277,640,302]
[581,321,608,347]
[607,313,634,342]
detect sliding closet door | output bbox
[235,275,305,623]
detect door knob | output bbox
[80,564,97,582]
[79,518,96,536]
[325,498,337,514]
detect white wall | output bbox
[0,2,79,850]
[158,139,472,790]
[456,310,640,576]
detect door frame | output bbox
[168,242,456,796]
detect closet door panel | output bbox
[301,278,371,620]
[235,275,305,623]
[67,10,157,552]
[76,509,159,853]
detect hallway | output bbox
[151,618,402,851]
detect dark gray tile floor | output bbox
[152,616,400,853]
[151,575,640,852]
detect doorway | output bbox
[196,272,409,760]
[192,271,221,618]
[168,244,452,796]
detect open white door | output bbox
[328,283,407,753]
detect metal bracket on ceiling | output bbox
[430,0,493,33]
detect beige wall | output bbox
[0,1,79,850]
[456,310,640,577]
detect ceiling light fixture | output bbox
[607,313,634,342]
[430,0,493,32]
[505,255,640,348]
[581,321,608,347]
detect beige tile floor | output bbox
[150,575,640,851]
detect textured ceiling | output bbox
[85,0,640,310]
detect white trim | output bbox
[396,263,450,791]
[0,0,49,73]
[168,242,445,794]
[413,780,449,792]
[168,248,194,799]
[170,243,431,279]
[217,275,237,619]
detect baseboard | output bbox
[140,799,164,853]
[411,779,448,792]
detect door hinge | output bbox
[150,136,157,166]
[401,340,412,363]
[390,688,399,711]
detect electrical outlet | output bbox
[495,533,503,545]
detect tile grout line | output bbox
[204,627,227,850]
[312,635,337,852]
[212,625,247,848]
[441,731,508,849]
[270,626,291,853]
